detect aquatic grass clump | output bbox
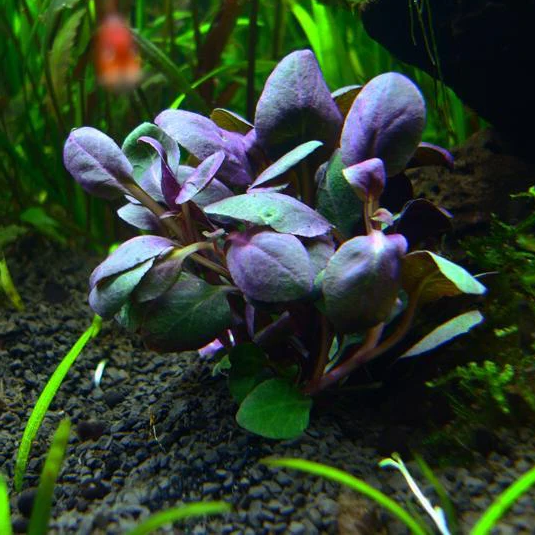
[266,455,535,535]
[64,49,486,439]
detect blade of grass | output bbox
[27,419,71,535]
[14,315,102,491]
[0,474,12,535]
[132,29,209,113]
[125,502,232,535]
[0,255,24,311]
[414,454,459,535]
[263,458,427,535]
[471,465,535,535]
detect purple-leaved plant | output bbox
[64,50,485,439]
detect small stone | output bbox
[81,478,110,500]
[17,488,36,518]
[202,482,221,495]
[12,517,28,534]
[288,521,306,534]
[103,390,125,408]
[249,485,267,499]
[77,420,107,441]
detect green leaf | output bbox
[0,474,11,535]
[27,419,71,535]
[402,251,486,304]
[142,273,232,352]
[48,8,85,106]
[131,30,208,113]
[210,108,253,134]
[228,343,268,403]
[20,207,67,245]
[316,150,363,239]
[471,465,535,535]
[205,192,331,238]
[236,379,312,439]
[399,310,484,358]
[263,458,426,535]
[14,316,101,492]
[249,140,323,191]
[0,255,24,311]
[125,502,232,535]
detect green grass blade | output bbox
[27,419,71,535]
[14,315,102,491]
[126,502,232,535]
[0,255,24,311]
[471,465,535,535]
[264,458,427,535]
[132,30,209,113]
[0,474,12,535]
[414,454,459,535]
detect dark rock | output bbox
[17,488,36,518]
[76,420,107,441]
[361,0,535,155]
[81,479,110,500]
[12,517,28,534]
[103,390,125,408]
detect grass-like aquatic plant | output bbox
[125,502,233,535]
[64,49,487,439]
[266,455,535,534]
[14,315,102,492]
[0,474,12,535]
[27,419,71,535]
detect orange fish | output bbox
[95,11,141,90]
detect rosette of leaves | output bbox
[64,50,484,440]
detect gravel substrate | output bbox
[1,241,534,534]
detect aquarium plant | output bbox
[63,50,486,439]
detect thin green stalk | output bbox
[0,473,12,535]
[471,466,535,535]
[14,316,102,492]
[27,419,71,535]
[264,458,426,535]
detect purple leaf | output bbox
[176,151,225,204]
[155,110,253,186]
[63,127,131,199]
[341,73,425,177]
[407,142,454,170]
[248,140,323,191]
[89,235,175,289]
[254,50,343,160]
[342,157,386,201]
[117,203,162,232]
[323,231,408,332]
[331,85,363,118]
[226,230,313,302]
[205,192,332,237]
[89,258,155,318]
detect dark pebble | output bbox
[76,420,107,441]
[12,517,28,533]
[103,390,125,408]
[81,479,110,500]
[17,488,36,518]
[43,280,70,304]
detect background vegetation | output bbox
[1,0,482,249]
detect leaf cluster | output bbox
[63,49,486,439]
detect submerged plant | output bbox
[64,50,485,439]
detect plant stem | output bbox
[116,177,230,279]
[306,293,420,395]
[311,315,333,382]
